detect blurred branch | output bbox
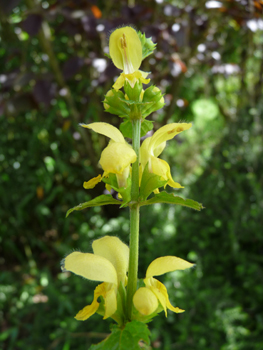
[25,0,99,170]
[254,43,263,105]
[238,24,252,110]
[209,76,232,122]
[0,8,18,43]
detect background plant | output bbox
[1,0,263,349]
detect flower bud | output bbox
[103,90,114,110]
[141,86,165,118]
[103,89,130,117]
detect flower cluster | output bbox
[62,26,198,331]
[81,121,191,198]
[81,122,136,191]
[62,236,193,324]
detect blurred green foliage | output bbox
[1,0,263,349]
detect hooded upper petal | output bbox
[99,141,137,175]
[109,26,142,74]
[149,123,192,151]
[62,251,118,285]
[92,236,129,285]
[146,256,194,278]
[80,122,125,143]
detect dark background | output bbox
[0,0,263,349]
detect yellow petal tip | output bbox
[83,175,102,189]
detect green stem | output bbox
[126,119,141,320]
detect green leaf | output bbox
[137,31,156,60]
[104,90,130,117]
[89,321,150,350]
[102,174,131,207]
[124,80,143,102]
[140,192,204,211]
[139,165,167,201]
[141,86,165,117]
[66,195,120,217]
[120,119,153,138]
[141,119,154,137]
[104,52,111,59]
[120,120,133,138]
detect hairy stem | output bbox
[126,119,141,320]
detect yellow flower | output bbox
[81,122,137,189]
[140,123,192,191]
[109,26,150,90]
[61,236,129,321]
[133,256,194,316]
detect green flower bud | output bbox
[141,86,165,117]
[103,89,130,117]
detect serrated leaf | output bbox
[140,192,204,211]
[104,90,130,117]
[120,120,133,138]
[123,80,143,102]
[89,321,150,350]
[141,119,154,137]
[118,96,148,106]
[137,31,156,60]
[66,195,120,217]
[139,165,167,201]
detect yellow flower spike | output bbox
[133,287,159,316]
[62,236,130,321]
[134,255,194,317]
[140,123,192,190]
[109,26,150,90]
